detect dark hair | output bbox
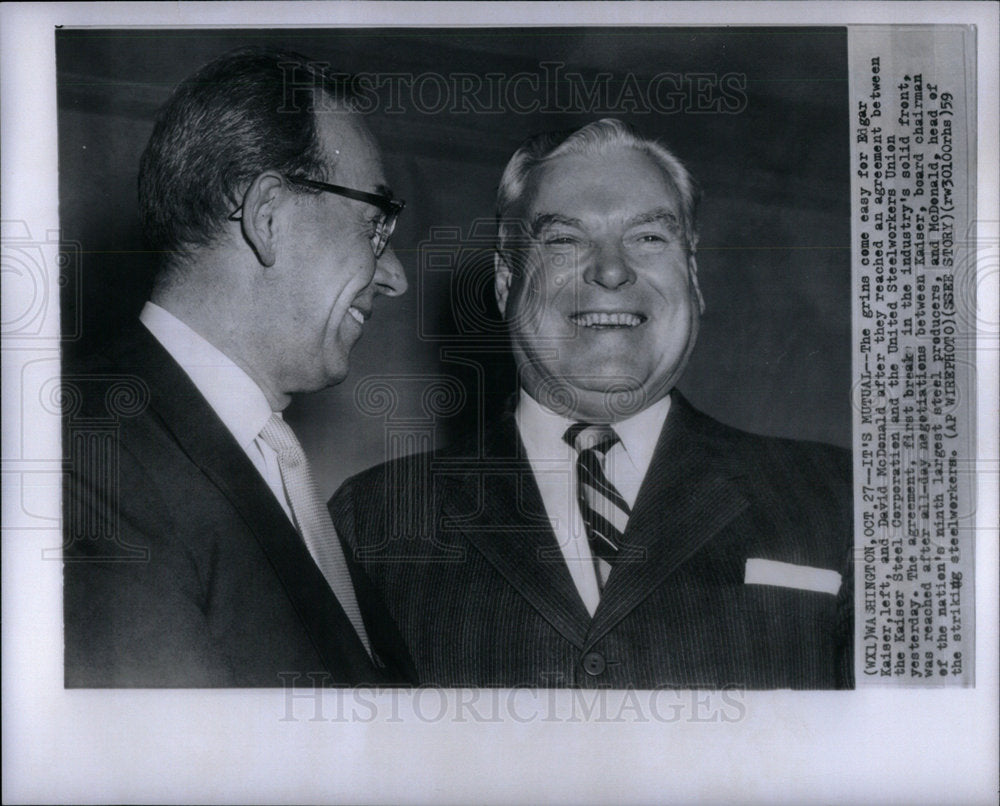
[138,47,357,266]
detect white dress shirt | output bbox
[515,389,671,616]
[139,302,294,522]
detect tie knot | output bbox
[258,414,306,466]
[563,422,620,456]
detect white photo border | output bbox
[2,3,997,804]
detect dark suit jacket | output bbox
[63,322,417,687]
[331,393,853,689]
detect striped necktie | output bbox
[564,422,631,589]
[259,414,372,657]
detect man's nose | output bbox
[374,245,408,297]
[584,242,635,290]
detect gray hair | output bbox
[495,118,700,255]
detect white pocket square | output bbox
[744,559,842,595]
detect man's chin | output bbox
[297,366,348,395]
[529,375,663,421]
[326,368,350,388]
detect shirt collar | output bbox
[515,388,672,466]
[612,393,671,471]
[139,302,274,449]
[515,389,578,460]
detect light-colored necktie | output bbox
[564,422,632,590]
[259,414,371,656]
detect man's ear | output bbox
[494,251,513,318]
[239,172,285,268]
[687,253,705,314]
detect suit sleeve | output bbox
[329,477,420,686]
[63,438,235,687]
[831,445,855,689]
[836,540,855,689]
[328,478,358,556]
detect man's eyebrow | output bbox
[529,213,584,236]
[375,183,394,198]
[625,208,680,228]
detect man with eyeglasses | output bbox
[332,118,853,689]
[63,48,416,687]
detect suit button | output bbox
[582,651,606,676]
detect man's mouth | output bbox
[569,311,647,329]
[348,306,368,325]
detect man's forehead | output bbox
[527,148,680,215]
[527,190,681,229]
[317,111,388,190]
[531,208,678,230]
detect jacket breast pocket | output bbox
[733,583,844,688]
[740,583,840,633]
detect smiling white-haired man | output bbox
[332,118,853,689]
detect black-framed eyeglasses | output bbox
[229,174,405,258]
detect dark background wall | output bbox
[57,27,850,494]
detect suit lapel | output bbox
[585,393,750,648]
[440,415,592,649]
[113,323,378,681]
